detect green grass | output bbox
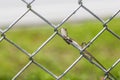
[0,18,120,80]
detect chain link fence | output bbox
[0,0,120,80]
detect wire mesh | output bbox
[0,0,120,80]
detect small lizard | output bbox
[60,28,93,61]
[60,28,72,44]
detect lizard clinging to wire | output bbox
[60,28,84,50]
[60,28,102,64]
[60,28,72,44]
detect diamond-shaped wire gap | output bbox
[61,6,102,25]
[87,30,120,71]
[56,4,106,29]
[82,0,120,20]
[5,11,54,54]
[31,0,78,25]
[15,63,55,80]
[61,57,105,80]
[0,0,26,29]
[107,59,120,79]
[33,34,80,76]
[0,39,29,80]
[106,16,120,37]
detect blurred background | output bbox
[0,0,120,80]
[0,0,120,26]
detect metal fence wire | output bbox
[0,0,120,80]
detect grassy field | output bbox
[0,18,120,80]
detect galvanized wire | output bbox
[0,0,120,80]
